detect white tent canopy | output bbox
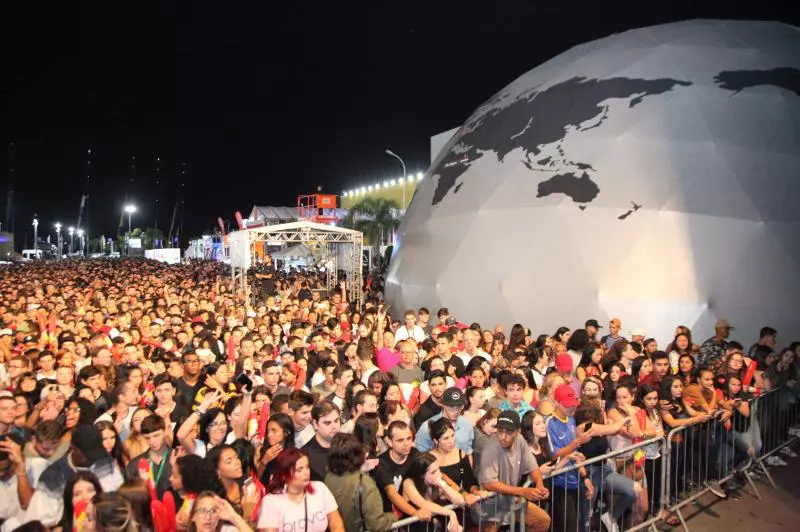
[229,220,364,307]
[271,243,313,260]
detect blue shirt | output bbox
[545,414,579,489]
[498,399,534,419]
[414,413,475,455]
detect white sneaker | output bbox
[600,512,619,532]
[788,427,800,437]
[780,447,798,458]
[765,456,787,467]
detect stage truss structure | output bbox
[229,221,364,308]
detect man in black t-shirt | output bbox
[176,353,203,408]
[254,255,276,300]
[413,370,447,430]
[301,401,340,481]
[372,421,430,521]
[152,374,189,430]
[422,332,464,379]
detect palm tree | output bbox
[341,197,401,247]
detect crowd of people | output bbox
[0,257,798,532]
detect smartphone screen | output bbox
[236,373,253,391]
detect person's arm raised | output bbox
[177,390,218,453]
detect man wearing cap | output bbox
[0,329,13,360]
[474,410,550,532]
[414,387,474,455]
[554,353,581,396]
[22,424,124,526]
[600,318,626,350]
[699,319,733,366]
[546,384,594,532]
[630,328,646,345]
[584,319,602,342]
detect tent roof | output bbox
[249,205,348,222]
[271,243,313,259]
[236,219,363,236]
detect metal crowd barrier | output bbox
[389,488,522,532]
[660,386,800,532]
[540,437,664,532]
[389,385,799,532]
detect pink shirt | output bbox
[376,347,400,372]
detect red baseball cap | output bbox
[555,353,573,374]
[554,384,579,408]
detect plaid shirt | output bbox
[699,336,728,367]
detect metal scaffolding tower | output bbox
[228,221,364,308]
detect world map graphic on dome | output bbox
[430,68,800,208]
[387,20,800,346]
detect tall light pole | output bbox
[68,226,75,256]
[124,205,136,256]
[54,223,62,260]
[77,229,85,256]
[385,149,407,209]
[124,204,136,234]
[32,217,39,259]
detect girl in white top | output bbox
[462,387,487,426]
[257,449,344,532]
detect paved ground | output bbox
[677,449,800,532]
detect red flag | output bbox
[227,335,236,364]
[743,361,758,387]
[257,402,270,440]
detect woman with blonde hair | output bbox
[537,372,564,416]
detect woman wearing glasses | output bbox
[189,491,253,532]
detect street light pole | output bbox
[124,205,136,256]
[32,217,39,260]
[77,229,84,257]
[68,227,75,256]
[385,149,407,209]
[124,204,136,233]
[54,223,62,260]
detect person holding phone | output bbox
[576,396,639,532]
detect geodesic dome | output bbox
[386,20,800,345]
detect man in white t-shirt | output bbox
[456,329,492,366]
[393,310,426,344]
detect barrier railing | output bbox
[660,385,800,532]
[389,385,799,532]
[540,436,664,532]
[389,486,526,532]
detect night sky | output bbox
[1,1,797,245]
